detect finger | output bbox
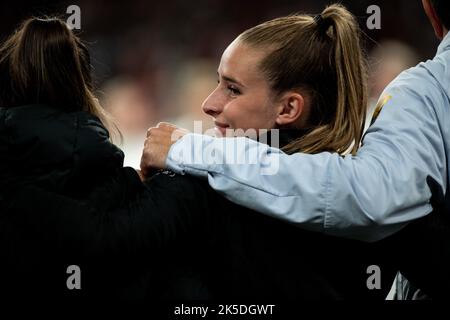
[177,127,190,134]
[157,122,179,129]
[147,126,156,137]
[147,127,166,138]
[170,128,188,141]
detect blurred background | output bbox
[0,0,435,167]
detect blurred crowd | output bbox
[0,0,432,167]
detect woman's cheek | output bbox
[223,103,239,123]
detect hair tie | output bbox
[314,14,332,35]
[314,14,323,25]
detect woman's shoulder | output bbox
[1,103,86,121]
[1,104,114,151]
[0,104,104,130]
[1,104,79,144]
[0,104,124,192]
[73,109,124,173]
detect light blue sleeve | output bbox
[166,69,448,242]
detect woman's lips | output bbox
[214,121,230,136]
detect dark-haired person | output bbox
[141,0,450,299]
[0,17,142,299]
[1,6,398,300]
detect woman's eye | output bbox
[227,86,241,95]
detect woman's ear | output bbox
[275,92,307,127]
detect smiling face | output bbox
[202,39,283,136]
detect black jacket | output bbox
[0,104,124,196]
[2,104,441,300]
[0,104,129,298]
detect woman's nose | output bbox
[202,92,223,117]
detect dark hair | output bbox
[431,0,450,30]
[0,17,119,140]
[240,4,367,155]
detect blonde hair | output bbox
[239,4,367,155]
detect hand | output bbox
[140,122,189,176]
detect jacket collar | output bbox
[437,31,450,55]
[257,128,311,149]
